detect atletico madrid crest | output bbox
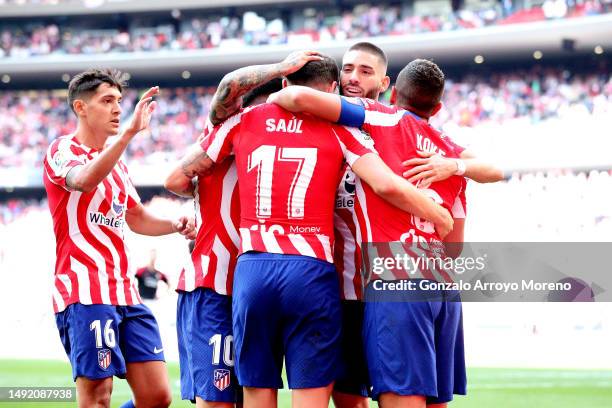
[213,369,231,391]
[98,349,111,370]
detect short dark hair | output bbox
[395,59,445,114]
[285,55,338,87]
[68,68,127,114]
[347,41,388,69]
[242,78,283,108]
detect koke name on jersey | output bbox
[265,118,303,134]
[416,133,447,156]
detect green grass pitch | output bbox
[1,360,611,407]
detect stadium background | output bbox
[1,0,612,406]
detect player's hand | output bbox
[124,86,159,138]
[434,207,454,240]
[279,50,324,76]
[173,216,197,240]
[402,151,458,188]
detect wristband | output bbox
[455,159,466,176]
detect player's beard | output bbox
[340,84,381,100]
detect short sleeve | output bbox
[200,111,243,162]
[43,137,87,191]
[332,125,376,167]
[443,135,466,156]
[450,179,467,219]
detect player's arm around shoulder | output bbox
[403,149,504,187]
[268,86,369,128]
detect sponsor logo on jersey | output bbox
[214,369,231,391]
[249,221,321,235]
[98,349,112,370]
[89,212,125,229]
[265,118,303,134]
[336,169,356,209]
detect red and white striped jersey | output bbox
[176,157,241,295]
[202,103,374,263]
[43,135,142,313]
[333,165,363,300]
[354,100,467,244]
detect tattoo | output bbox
[181,150,214,178]
[209,64,284,125]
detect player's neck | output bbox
[397,104,430,121]
[74,123,109,151]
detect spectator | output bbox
[135,249,170,300]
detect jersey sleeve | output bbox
[200,111,242,162]
[332,125,376,167]
[43,138,87,191]
[450,179,467,219]
[442,134,466,156]
[360,100,404,136]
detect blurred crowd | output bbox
[2,66,610,168]
[1,0,611,57]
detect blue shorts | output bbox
[363,283,466,403]
[55,303,165,381]
[232,252,343,389]
[333,300,370,397]
[177,288,241,403]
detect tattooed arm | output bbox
[208,50,323,125]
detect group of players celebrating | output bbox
[44,41,502,408]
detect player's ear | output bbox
[390,86,397,105]
[329,80,338,94]
[73,99,86,117]
[282,78,288,88]
[431,102,443,116]
[380,75,391,93]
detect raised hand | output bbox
[125,86,159,137]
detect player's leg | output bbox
[362,282,439,406]
[125,361,171,408]
[75,377,113,408]
[332,391,369,408]
[120,304,171,408]
[332,300,370,408]
[378,394,426,408]
[280,255,343,408]
[293,383,334,408]
[190,288,241,408]
[243,387,278,408]
[232,253,284,406]
[55,303,127,407]
[426,295,466,407]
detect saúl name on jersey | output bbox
[265,118,304,134]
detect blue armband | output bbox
[338,97,366,128]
